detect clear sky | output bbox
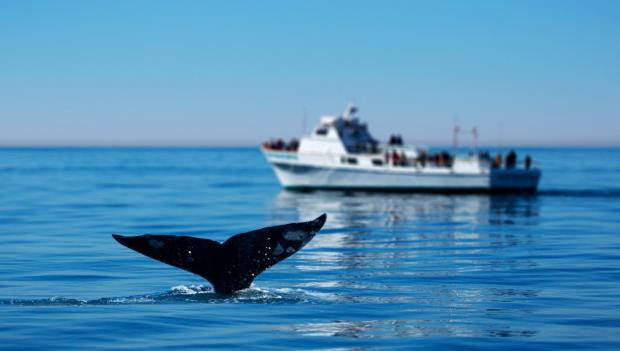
[1,0,618,146]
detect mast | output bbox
[452,119,460,156]
[472,127,478,155]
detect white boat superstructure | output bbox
[262,104,541,193]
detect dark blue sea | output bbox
[1,147,619,350]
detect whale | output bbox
[112,214,326,295]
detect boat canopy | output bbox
[312,104,379,154]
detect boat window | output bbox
[316,128,328,136]
[341,157,358,165]
[372,159,383,166]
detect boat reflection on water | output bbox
[269,190,541,339]
[271,190,540,230]
[270,190,541,271]
[275,318,538,339]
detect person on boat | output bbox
[389,134,403,146]
[525,155,532,170]
[392,150,400,166]
[493,153,502,168]
[444,152,454,168]
[418,150,427,167]
[286,139,299,151]
[506,150,517,168]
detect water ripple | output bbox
[0,285,338,306]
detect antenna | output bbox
[472,127,478,154]
[452,117,460,156]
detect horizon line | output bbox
[0,140,619,148]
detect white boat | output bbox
[262,104,541,193]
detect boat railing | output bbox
[263,139,539,172]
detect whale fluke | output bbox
[112,214,326,295]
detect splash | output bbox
[0,285,331,306]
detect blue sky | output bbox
[1,0,618,146]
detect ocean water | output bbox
[0,147,619,350]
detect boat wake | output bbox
[0,285,332,306]
[538,189,620,198]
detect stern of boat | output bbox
[490,168,542,193]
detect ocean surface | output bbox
[0,147,619,350]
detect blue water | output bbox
[1,147,619,350]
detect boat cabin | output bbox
[300,104,379,155]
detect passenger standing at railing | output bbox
[506,150,517,168]
[493,153,502,168]
[419,150,427,167]
[392,151,400,166]
[525,155,532,170]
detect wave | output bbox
[0,285,330,306]
[97,183,162,190]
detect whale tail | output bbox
[112,214,326,294]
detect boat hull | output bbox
[269,160,541,194]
